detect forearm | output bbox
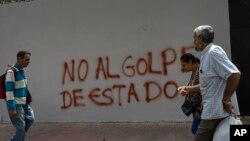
[178,84,200,96]
[223,73,241,101]
[186,84,200,94]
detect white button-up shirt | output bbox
[199,43,240,119]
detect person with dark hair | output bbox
[181,25,241,141]
[178,53,202,134]
[5,50,35,141]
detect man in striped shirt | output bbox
[5,51,35,141]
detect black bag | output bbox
[26,90,32,104]
[181,97,198,116]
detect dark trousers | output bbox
[194,118,224,141]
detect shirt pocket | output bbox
[199,68,215,88]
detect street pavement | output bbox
[1,121,194,141]
[1,116,250,141]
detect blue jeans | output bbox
[10,105,35,141]
[192,117,201,134]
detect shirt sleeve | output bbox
[211,47,240,80]
[5,70,16,111]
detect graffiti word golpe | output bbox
[60,46,193,109]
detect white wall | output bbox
[0,0,231,122]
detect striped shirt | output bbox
[5,63,28,111]
[199,43,240,119]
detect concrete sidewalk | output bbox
[1,122,194,141]
[1,117,250,141]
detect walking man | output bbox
[192,25,241,141]
[5,51,35,141]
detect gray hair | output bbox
[193,25,214,43]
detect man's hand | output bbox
[9,110,17,118]
[223,99,234,114]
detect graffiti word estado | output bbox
[60,46,194,109]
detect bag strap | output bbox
[10,67,17,76]
[7,64,17,76]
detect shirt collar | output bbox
[14,63,23,71]
[201,43,213,56]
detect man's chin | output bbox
[195,47,201,51]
